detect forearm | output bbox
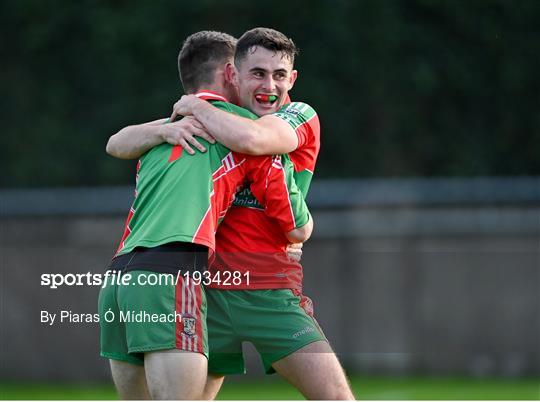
[190,101,261,153]
[106,120,167,159]
[171,95,298,154]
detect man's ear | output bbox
[288,69,298,90]
[225,62,236,85]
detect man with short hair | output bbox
[173,28,355,400]
[109,27,355,400]
[100,30,313,400]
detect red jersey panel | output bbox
[212,102,321,291]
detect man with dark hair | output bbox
[100,30,313,400]
[171,27,355,400]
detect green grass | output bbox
[1,376,539,400]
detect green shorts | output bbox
[98,270,207,365]
[207,289,326,375]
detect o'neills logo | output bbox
[292,326,315,339]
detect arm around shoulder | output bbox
[240,115,299,155]
[186,98,299,155]
[106,118,168,159]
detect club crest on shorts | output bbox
[181,314,196,337]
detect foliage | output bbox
[2,0,539,186]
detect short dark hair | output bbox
[178,31,237,93]
[235,27,298,67]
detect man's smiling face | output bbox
[234,46,297,116]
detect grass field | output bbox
[1,376,539,400]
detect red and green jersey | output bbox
[211,101,320,291]
[115,92,310,256]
